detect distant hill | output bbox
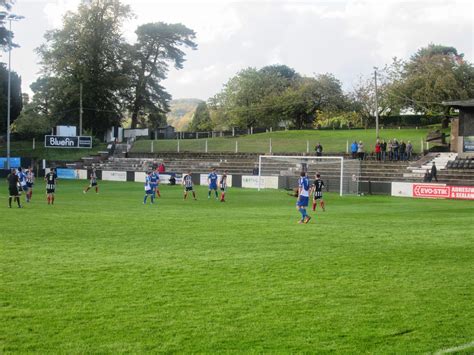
[167,98,203,131]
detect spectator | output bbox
[392,139,399,161]
[423,169,432,182]
[315,143,323,157]
[351,141,358,159]
[431,162,438,182]
[169,173,176,185]
[400,140,406,161]
[406,141,413,160]
[381,140,387,161]
[158,163,165,173]
[375,140,381,161]
[357,141,365,160]
[387,139,393,160]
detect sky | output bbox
[2,0,474,101]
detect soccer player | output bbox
[6,169,22,208]
[17,167,28,199]
[183,171,197,200]
[296,171,311,224]
[143,171,154,204]
[45,168,58,205]
[219,170,228,202]
[83,169,99,194]
[151,168,161,198]
[311,173,326,212]
[25,166,35,202]
[208,168,218,199]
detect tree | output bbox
[393,44,474,116]
[350,58,404,127]
[0,63,22,134]
[209,66,298,129]
[37,0,132,135]
[127,22,197,129]
[0,1,15,50]
[13,104,50,137]
[207,67,350,130]
[276,74,348,129]
[189,102,212,131]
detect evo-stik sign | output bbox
[45,135,92,148]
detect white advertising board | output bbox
[135,172,146,183]
[391,182,414,198]
[102,170,127,182]
[56,125,77,137]
[76,169,88,180]
[242,175,278,189]
[124,129,148,138]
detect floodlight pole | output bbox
[6,18,12,169]
[374,67,379,139]
[79,82,83,136]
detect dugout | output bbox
[443,99,474,155]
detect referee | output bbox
[6,169,22,208]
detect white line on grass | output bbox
[433,340,474,354]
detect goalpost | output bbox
[257,155,360,196]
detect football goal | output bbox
[258,155,360,196]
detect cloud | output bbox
[14,0,474,100]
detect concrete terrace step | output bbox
[80,154,474,187]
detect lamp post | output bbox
[3,14,24,170]
[374,67,379,139]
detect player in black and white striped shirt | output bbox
[45,168,58,205]
[182,171,197,200]
[83,169,99,194]
[219,170,228,202]
[311,173,325,212]
[26,166,35,202]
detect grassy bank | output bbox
[133,128,435,154]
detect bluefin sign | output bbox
[45,135,92,148]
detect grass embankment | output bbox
[133,128,434,154]
[0,140,106,161]
[1,180,472,353]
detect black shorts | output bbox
[313,192,323,200]
[47,188,55,194]
[91,182,97,187]
[185,186,193,191]
[8,186,19,196]
[220,187,226,191]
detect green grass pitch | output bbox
[1,180,473,353]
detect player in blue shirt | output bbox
[17,167,28,198]
[155,168,162,198]
[208,168,218,200]
[143,171,154,204]
[296,171,311,224]
[150,170,160,199]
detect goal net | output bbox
[258,155,360,196]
